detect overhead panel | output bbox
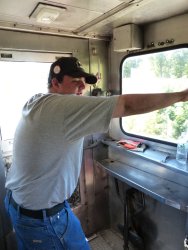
[0,0,188,39]
[113,24,143,51]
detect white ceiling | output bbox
[0,0,188,39]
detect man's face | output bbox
[56,75,87,95]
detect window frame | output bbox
[120,44,188,147]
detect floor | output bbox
[89,229,124,250]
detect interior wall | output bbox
[107,13,188,250]
[109,13,188,92]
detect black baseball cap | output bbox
[48,57,97,85]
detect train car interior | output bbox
[1,0,188,249]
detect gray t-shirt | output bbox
[5,93,118,209]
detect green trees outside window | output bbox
[121,47,188,143]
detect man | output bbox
[4,56,188,250]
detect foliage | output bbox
[150,49,188,78]
[168,103,188,139]
[122,48,188,141]
[122,57,141,78]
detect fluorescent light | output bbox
[30,3,67,24]
[36,8,60,23]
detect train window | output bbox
[121,47,188,144]
[0,61,50,154]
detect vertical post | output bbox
[123,189,129,250]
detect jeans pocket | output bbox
[62,208,91,250]
[50,208,68,242]
[16,222,56,250]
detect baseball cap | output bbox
[48,57,97,85]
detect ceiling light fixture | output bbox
[30,3,67,24]
[36,8,60,23]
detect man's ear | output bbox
[51,78,60,90]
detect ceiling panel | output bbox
[76,0,188,37]
[43,0,125,13]
[0,0,188,39]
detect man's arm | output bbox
[112,89,188,118]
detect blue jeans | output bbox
[4,193,91,250]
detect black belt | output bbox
[10,195,65,219]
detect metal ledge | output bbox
[102,139,188,176]
[97,158,188,212]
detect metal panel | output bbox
[104,140,188,187]
[77,134,110,236]
[0,29,92,76]
[97,158,188,212]
[0,30,89,56]
[109,13,188,148]
[108,177,187,250]
[113,24,143,51]
[144,13,188,49]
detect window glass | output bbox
[121,47,188,143]
[0,61,50,154]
